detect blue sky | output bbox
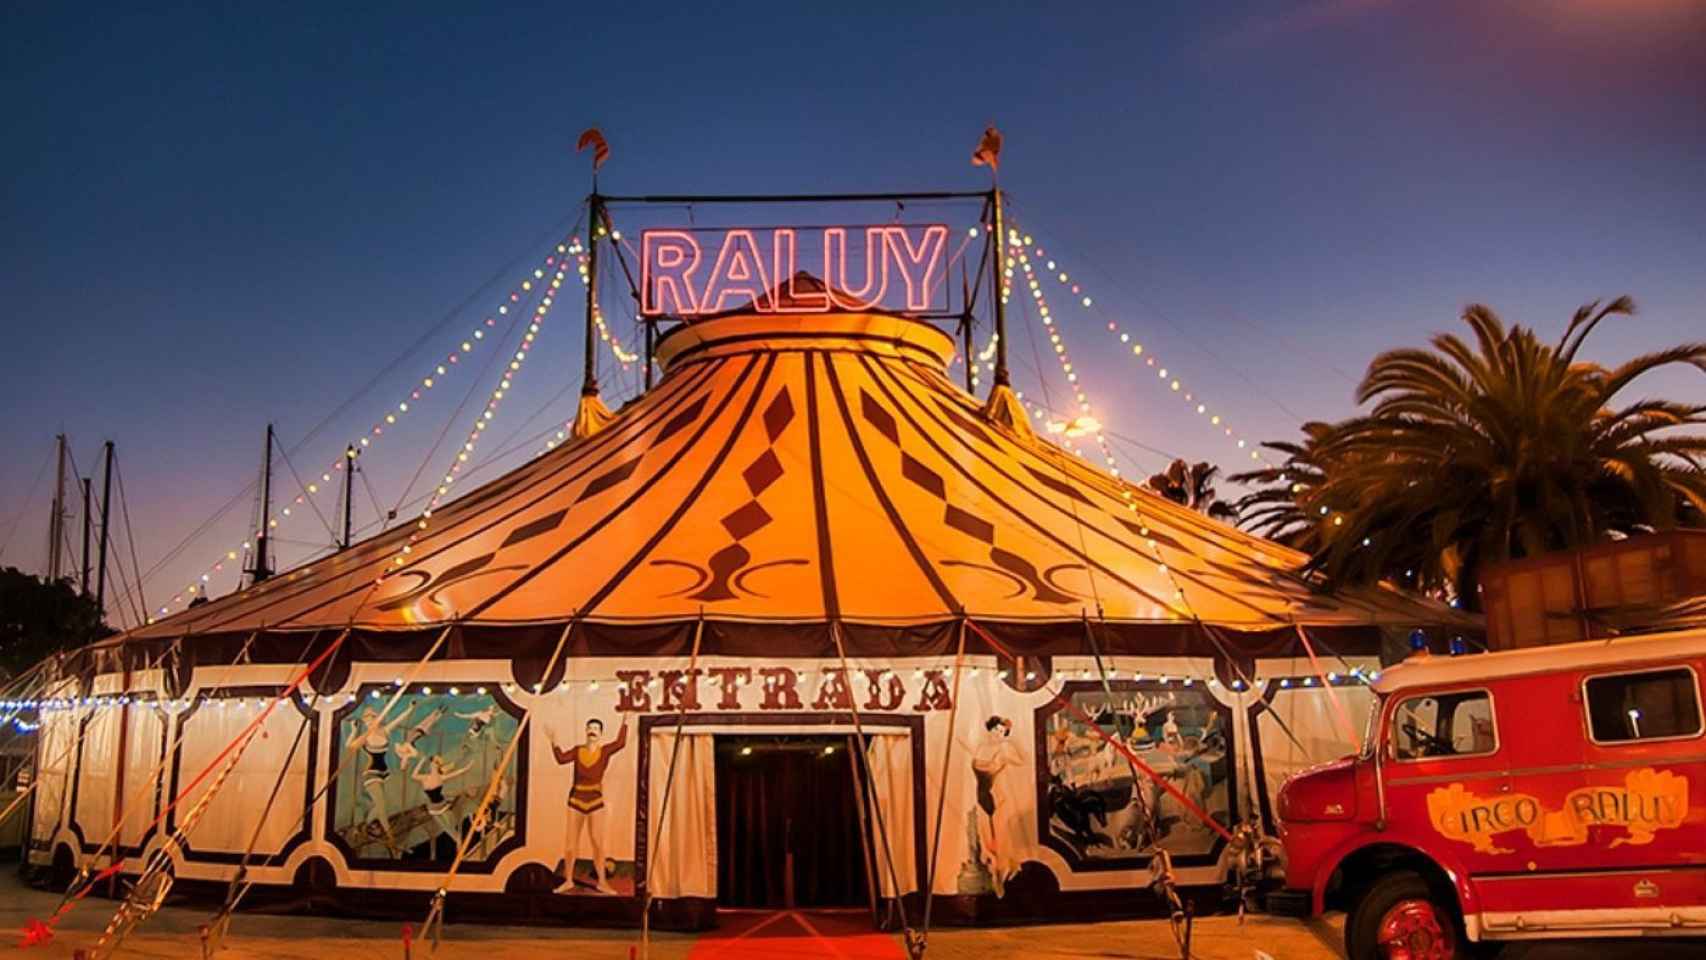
[2,1,1702,626]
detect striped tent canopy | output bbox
[111,295,1475,669]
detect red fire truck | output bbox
[1272,630,1705,958]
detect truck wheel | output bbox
[1345,869,1464,960]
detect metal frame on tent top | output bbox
[576,187,1012,404]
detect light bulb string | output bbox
[1005,217,1276,472]
[384,247,571,577]
[148,232,579,622]
[1004,228,1121,476]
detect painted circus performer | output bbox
[549,714,628,894]
[411,754,475,842]
[968,715,1025,897]
[347,705,415,846]
[456,704,497,737]
[394,703,448,763]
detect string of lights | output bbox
[536,228,641,457]
[146,239,577,623]
[381,249,570,578]
[574,234,639,367]
[1004,228,1122,477]
[1008,220,1275,470]
[12,660,1383,717]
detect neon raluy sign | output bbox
[640,224,949,317]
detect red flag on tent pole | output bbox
[970,125,1002,174]
[577,128,610,170]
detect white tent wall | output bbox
[1251,655,1381,822]
[28,677,80,862]
[116,693,168,851]
[171,671,313,856]
[26,649,1376,918]
[68,674,125,851]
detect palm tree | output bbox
[1235,298,1706,608]
[1147,459,1239,523]
[1227,423,1335,549]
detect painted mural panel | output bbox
[1036,681,1234,870]
[331,687,522,868]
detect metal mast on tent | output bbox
[247,424,275,584]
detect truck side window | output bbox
[1584,668,1703,744]
[1392,690,1496,761]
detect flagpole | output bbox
[988,185,1009,389]
[582,192,603,402]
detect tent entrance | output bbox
[714,735,871,910]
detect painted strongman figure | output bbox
[549,714,628,894]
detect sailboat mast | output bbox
[80,477,92,598]
[96,441,113,615]
[250,424,275,583]
[47,434,67,581]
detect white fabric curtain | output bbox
[864,732,918,896]
[646,730,716,898]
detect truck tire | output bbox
[1345,869,1466,960]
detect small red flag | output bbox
[971,125,1002,173]
[18,919,53,948]
[577,128,610,170]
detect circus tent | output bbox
[27,272,1474,933]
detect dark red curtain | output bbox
[715,736,870,908]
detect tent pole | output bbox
[582,194,604,401]
[959,265,974,393]
[987,187,1009,389]
[339,445,356,550]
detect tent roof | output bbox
[124,309,1474,642]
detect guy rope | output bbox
[637,611,705,960]
[418,615,578,953]
[25,629,350,951]
[830,619,924,960]
[199,621,457,955]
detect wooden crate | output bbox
[1481,530,1706,650]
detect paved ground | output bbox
[0,873,1696,959]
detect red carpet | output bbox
[687,909,907,959]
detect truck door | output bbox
[1569,664,1706,920]
[1383,687,1519,887]
[1467,671,1590,925]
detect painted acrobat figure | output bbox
[549,714,629,894]
[457,704,497,737]
[347,704,415,847]
[411,753,475,844]
[394,703,448,763]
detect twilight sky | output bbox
[2,1,1703,628]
